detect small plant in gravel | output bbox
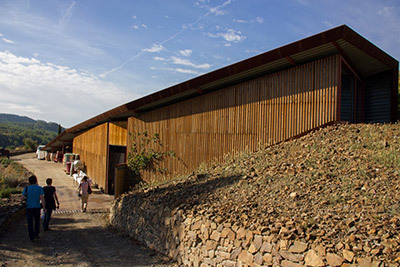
[196,162,209,175]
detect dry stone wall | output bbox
[110,194,384,267]
[110,124,400,266]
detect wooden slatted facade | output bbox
[46,25,398,195]
[129,55,339,183]
[73,122,127,190]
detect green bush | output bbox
[2,174,24,188]
[23,138,37,150]
[0,159,25,174]
[9,161,24,174]
[127,131,175,175]
[0,157,12,167]
[0,159,29,197]
[0,187,21,198]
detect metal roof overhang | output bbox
[45,24,398,150]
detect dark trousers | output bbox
[26,208,41,241]
[43,209,53,230]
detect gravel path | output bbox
[0,153,176,267]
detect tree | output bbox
[23,138,37,150]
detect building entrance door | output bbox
[107,145,126,195]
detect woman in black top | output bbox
[43,178,59,231]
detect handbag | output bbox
[87,183,92,194]
[21,186,28,207]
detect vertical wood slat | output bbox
[126,55,339,183]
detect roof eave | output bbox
[45,24,398,149]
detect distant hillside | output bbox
[0,113,64,150]
[0,114,36,123]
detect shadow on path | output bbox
[0,211,176,267]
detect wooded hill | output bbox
[0,113,63,150]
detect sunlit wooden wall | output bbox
[73,124,107,189]
[109,122,128,146]
[73,122,127,190]
[130,55,339,183]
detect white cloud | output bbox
[245,48,261,54]
[255,17,264,23]
[2,38,15,44]
[142,43,165,53]
[208,29,246,43]
[208,0,233,15]
[222,29,245,42]
[0,51,136,127]
[7,103,42,114]
[0,33,3,37]
[171,56,210,69]
[175,68,200,75]
[153,56,166,61]
[322,21,334,28]
[132,15,137,19]
[58,1,76,31]
[133,24,148,30]
[179,49,192,56]
[233,19,247,23]
[378,6,394,16]
[234,17,264,24]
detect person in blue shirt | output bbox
[21,175,46,242]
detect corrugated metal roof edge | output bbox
[46,24,398,149]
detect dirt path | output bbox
[9,153,113,212]
[0,154,176,267]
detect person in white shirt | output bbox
[70,155,84,176]
[77,176,91,212]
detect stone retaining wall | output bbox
[0,204,25,236]
[110,194,384,267]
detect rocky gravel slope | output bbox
[113,123,400,265]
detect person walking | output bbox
[70,155,84,176]
[77,176,91,212]
[43,178,60,231]
[21,175,45,242]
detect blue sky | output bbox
[0,0,399,128]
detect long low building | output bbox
[45,25,399,195]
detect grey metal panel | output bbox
[365,71,392,122]
[340,75,354,122]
